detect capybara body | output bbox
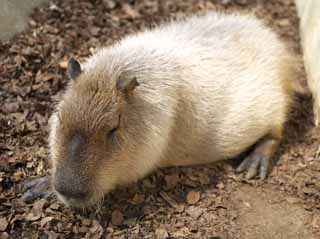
[49,12,295,207]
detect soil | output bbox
[1,0,320,238]
[0,0,49,41]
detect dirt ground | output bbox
[0,0,48,41]
[1,0,320,238]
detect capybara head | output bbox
[50,58,143,207]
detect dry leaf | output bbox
[32,199,47,215]
[59,60,68,69]
[185,206,204,219]
[81,218,92,226]
[111,210,124,226]
[172,227,191,238]
[155,228,169,239]
[186,191,201,205]
[40,216,54,227]
[0,232,9,239]
[285,196,300,204]
[25,212,41,221]
[312,215,320,229]
[277,18,290,27]
[164,174,179,189]
[122,3,139,19]
[45,231,60,239]
[85,220,104,239]
[131,193,145,205]
[160,191,185,212]
[0,218,8,231]
[3,102,19,113]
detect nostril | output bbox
[54,183,89,200]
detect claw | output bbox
[259,156,270,180]
[236,156,252,173]
[23,176,50,191]
[236,154,270,180]
[245,155,261,179]
[21,176,53,203]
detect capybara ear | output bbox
[67,57,82,80]
[116,74,139,93]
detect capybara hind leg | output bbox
[236,130,281,179]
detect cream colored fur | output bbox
[50,12,294,206]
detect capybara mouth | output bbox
[55,190,102,209]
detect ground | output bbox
[1,0,320,238]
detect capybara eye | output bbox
[107,127,117,139]
[106,115,121,141]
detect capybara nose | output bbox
[54,180,89,200]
